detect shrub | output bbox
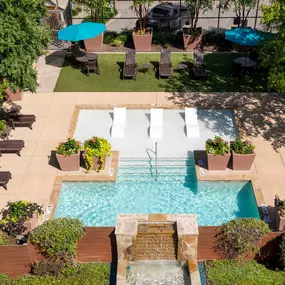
[206,136,229,155]
[71,6,82,16]
[203,28,232,50]
[103,31,118,44]
[29,218,85,257]
[0,230,15,245]
[280,233,285,268]
[112,33,128,47]
[231,137,255,154]
[215,218,270,259]
[206,260,285,285]
[0,201,43,237]
[30,253,76,277]
[0,120,7,134]
[275,195,285,218]
[83,137,111,172]
[56,138,81,156]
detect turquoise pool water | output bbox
[54,159,260,226]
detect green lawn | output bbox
[205,260,285,285]
[54,53,268,92]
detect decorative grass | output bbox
[54,53,268,92]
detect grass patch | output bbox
[205,260,285,285]
[54,53,268,92]
[1,263,110,285]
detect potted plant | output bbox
[0,201,43,239]
[56,138,81,171]
[131,0,154,51]
[183,0,214,50]
[206,136,230,170]
[83,136,111,172]
[0,120,7,135]
[274,195,285,231]
[230,137,255,170]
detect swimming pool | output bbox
[54,159,260,226]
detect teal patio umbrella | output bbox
[225,28,271,46]
[58,22,106,41]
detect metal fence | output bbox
[70,0,268,32]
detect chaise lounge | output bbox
[0,140,25,156]
[158,48,172,79]
[192,47,207,78]
[123,50,137,80]
[0,171,12,190]
[7,114,36,130]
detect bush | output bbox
[56,138,81,156]
[206,136,229,156]
[280,233,285,268]
[71,6,82,17]
[0,230,15,245]
[215,218,270,259]
[231,137,255,154]
[0,201,43,237]
[204,28,232,50]
[29,218,84,257]
[103,31,118,44]
[206,260,285,285]
[30,253,76,277]
[4,263,110,285]
[112,33,128,47]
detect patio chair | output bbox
[7,114,36,130]
[185,108,200,138]
[0,171,12,190]
[150,108,163,139]
[159,49,172,79]
[123,50,137,80]
[0,140,25,156]
[111,107,126,138]
[192,47,207,79]
[85,59,100,76]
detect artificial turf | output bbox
[54,53,268,92]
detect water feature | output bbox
[126,260,190,285]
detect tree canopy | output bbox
[0,0,50,92]
[260,0,285,93]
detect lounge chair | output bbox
[192,47,207,78]
[111,107,126,138]
[123,50,137,80]
[159,49,172,79]
[0,171,12,190]
[185,108,200,138]
[150,108,163,139]
[7,114,36,130]
[0,140,25,156]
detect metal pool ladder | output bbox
[155,141,158,181]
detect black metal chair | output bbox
[123,50,137,80]
[158,49,172,79]
[192,47,207,79]
[84,59,100,76]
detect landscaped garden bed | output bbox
[54,53,268,92]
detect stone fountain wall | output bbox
[115,214,201,285]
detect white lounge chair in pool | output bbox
[185,108,200,138]
[111,107,126,138]
[150,108,163,139]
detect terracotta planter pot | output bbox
[84,33,104,52]
[279,216,285,231]
[5,88,23,102]
[82,153,106,171]
[207,153,230,170]
[56,152,80,171]
[23,213,39,235]
[182,27,202,51]
[232,151,256,170]
[132,31,153,51]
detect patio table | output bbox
[233,57,257,68]
[76,53,99,75]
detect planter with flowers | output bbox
[230,137,256,170]
[206,136,230,170]
[56,138,81,171]
[274,195,285,231]
[83,137,111,172]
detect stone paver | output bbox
[0,91,284,211]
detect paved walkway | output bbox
[0,91,284,211]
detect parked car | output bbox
[136,2,187,31]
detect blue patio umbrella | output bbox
[58,22,106,42]
[225,28,271,46]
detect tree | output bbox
[184,0,214,31]
[0,0,50,92]
[130,0,154,34]
[220,0,257,28]
[260,0,285,93]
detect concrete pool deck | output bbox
[0,91,284,213]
